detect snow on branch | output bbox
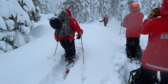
[0,15,7,31]
[5,19,15,30]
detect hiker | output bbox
[100,16,108,26]
[54,9,83,72]
[131,0,168,83]
[122,2,144,60]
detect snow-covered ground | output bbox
[0,15,148,84]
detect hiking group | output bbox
[49,0,168,83]
[122,0,168,84]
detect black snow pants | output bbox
[135,65,168,84]
[60,40,76,64]
[104,23,107,26]
[126,38,142,59]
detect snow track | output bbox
[39,56,66,84]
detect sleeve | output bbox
[100,18,104,22]
[139,19,152,34]
[122,16,128,28]
[71,18,83,35]
[54,31,61,41]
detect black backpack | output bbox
[128,68,160,84]
[49,11,71,37]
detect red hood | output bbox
[160,0,168,16]
[64,9,72,17]
[130,4,140,13]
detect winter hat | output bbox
[160,0,168,16]
[132,3,139,8]
[49,18,62,30]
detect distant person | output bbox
[100,16,108,26]
[122,2,144,60]
[131,0,168,83]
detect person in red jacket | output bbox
[133,0,168,83]
[54,9,83,72]
[122,3,144,60]
[100,16,108,26]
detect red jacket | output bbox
[101,16,108,24]
[140,0,168,72]
[122,4,144,38]
[54,9,83,41]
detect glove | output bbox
[99,21,101,22]
[150,7,160,17]
[76,34,82,39]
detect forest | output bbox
[0,0,162,53]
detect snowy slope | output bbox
[0,15,148,84]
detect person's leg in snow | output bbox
[126,38,135,58]
[132,38,142,60]
[104,23,107,26]
[126,38,142,62]
[60,40,76,67]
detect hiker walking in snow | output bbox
[122,3,144,60]
[51,9,83,74]
[100,16,108,26]
[130,0,168,83]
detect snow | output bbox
[18,0,35,13]
[20,26,30,35]
[0,41,6,51]
[13,30,27,47]
[0,15,7,30]
[0,15,148,84]
[0,32,7,40]
[5,19,15,30]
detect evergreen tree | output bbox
[62,0,90,23]
[0,0,40,54]
[141,0,162,15]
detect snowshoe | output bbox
[64,55,79,78]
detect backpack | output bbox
[49,10,71,38]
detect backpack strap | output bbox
[69,17,76,33]
[70,26,75,32]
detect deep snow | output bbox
[0,15,148,84]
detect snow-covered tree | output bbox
[38,0,59,14]
[140,0,162,15]
[35,0,163,23]
[97,0,112,19]
[62,0,90,23]
[0,0,40,54]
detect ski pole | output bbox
[81,37,85,64]
[119,21,122,35]
[54,42,59,56]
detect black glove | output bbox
[76,34,82,39]
[99,21,101,22]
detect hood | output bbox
[160,0,168,16]
[130,3,140,13]
[64,9,72,17]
